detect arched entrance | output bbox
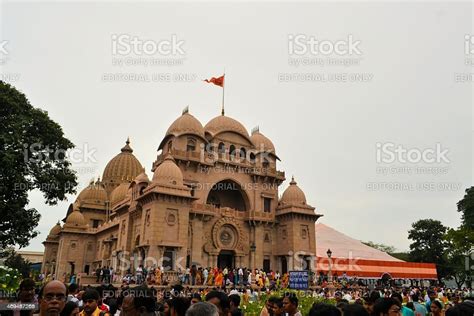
[218,250,235,269]
[206,179,249,211]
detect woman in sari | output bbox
[207,272,214,286]
[196,269,202,285]
[155,267,162,285]
[282,273,289,288]
[215,271,224,287]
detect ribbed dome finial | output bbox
[291,176,296,184]
[121,137,133,153]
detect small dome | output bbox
[152,155,184,186]
[65,209,86,226]
[280,177,307,206]
[49,222,62,236]
[166,112,205,139]
[77,181,107,204]
[110,182,130,207]
[103,138,143,183]
[134,171,150,184]
[205,115,250,139]
[250,130,275,153]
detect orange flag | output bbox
[204,75,225,87]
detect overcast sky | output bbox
[1,1,472,253]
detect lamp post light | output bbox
[326,249,333,284]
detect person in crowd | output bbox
[228,294,242,316]
[430,300,444,316]
[308,303,341,316]
[372,297,402,316]
[79,289,109,316]
[168,297,190,316]
[14,278,37,316]
[67,284,79,304]
[205,290,230,316]
[412,293,428,316]
[445,300,474,316]
[392,292,414,316]
[342,303,369,316]
[120,286,156,316]
[60,301,79,316]
[39,280,67,316]
[282,292,301,316]
[260,296,279,316]
[185,302,219,316]
[426,290,437,312]
[190,293,202,305]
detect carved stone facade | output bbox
[42,110,323,279]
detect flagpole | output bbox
[221,71,225,115]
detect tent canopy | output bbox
[315,223,437,279]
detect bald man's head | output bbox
[39,280,67,316]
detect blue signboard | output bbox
[289,270,309,290]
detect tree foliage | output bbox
[457,186,474,230]
[444,227,473,288]
[362,241,397,254]
[0,81,78,250]
[408,219,449,281]
[4,250,31,278]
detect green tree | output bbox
[362,241,397,254]
[4,250,31,278]
[444,227,473,288]
[390,252,411,261]
[408,219,449,281]
[457,186,474,230]
[0,81,78,251]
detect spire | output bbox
[251,126,260,135]
[121,137,133,153]
[182,106,189,115]
[290,176,296,185]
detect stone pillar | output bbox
[191,220,204,266]
[287,255,293,271]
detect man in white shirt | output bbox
[238,268,243,285]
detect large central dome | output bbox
[205,114,250,139]
[103,139,143,184]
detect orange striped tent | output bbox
[315,223,437,279]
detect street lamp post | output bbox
[326,249,333,284]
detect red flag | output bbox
[204,75,224,87]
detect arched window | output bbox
[207,142,215,154]
[240,148,246,162]
[229,145,236,159]
[263,158,270,169]
[218,142,226,158]
[187,138,196,152]
[249,152,256,163]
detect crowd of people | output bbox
[2,275,474,316]
[118,265,289,288]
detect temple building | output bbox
[42,109,323,278]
